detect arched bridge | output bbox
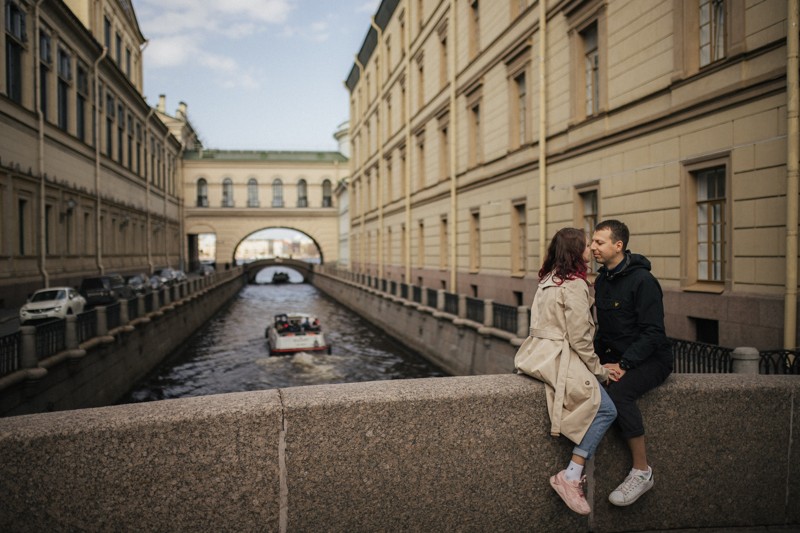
[243,258,317,284]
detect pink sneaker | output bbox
[549,470,591,515]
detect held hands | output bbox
[603,363,625,383]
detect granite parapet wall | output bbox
[0,374,797,532]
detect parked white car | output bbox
[20,287,87,324]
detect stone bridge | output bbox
[243,258,317,283]
[0,374,797,532]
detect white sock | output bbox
[564,460,584,481]
[630,466,652,480]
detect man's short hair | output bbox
[595,219,630,250]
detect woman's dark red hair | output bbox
[538,227,588,284]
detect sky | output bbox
[133,0,380,152]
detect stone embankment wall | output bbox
[0,374,797,532]
[312,271,521,376]
[0,270,246,417]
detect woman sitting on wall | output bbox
[514,227,619,516]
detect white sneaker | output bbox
[608,469,654,506]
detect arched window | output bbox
[196,178,208,207]
[272,178,284,207]
[297,179,308,207]
[247,178,259,207]
[222,178,234,207]
[322,179,332,207]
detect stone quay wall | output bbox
[0,373,797,532]
[312,270,523,376]
[0,269,246,417]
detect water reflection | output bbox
[119,271,446,403]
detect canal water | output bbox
[119,268,447,404]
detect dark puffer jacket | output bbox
[593,251,673,369]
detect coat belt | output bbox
[530,327,571,436]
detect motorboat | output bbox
[271,271,290,284]
[265,312,331,355]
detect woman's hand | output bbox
[603,363,625,382]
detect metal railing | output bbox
[400,283,408,300]
[670,338,733,373]
[106,302,121,330]
[759,349,800,375]
[35,319,66,361]
[77,309,97,343]
[390,281,397,296]
[443,292,459,315]
[492,303,518,334]
[145,292,155,313]
[0,331,20,376]
[427,288,438,308]
[466,297,484,323]
[412,286,422,304]
[127,297,139,321]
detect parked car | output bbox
[156,268,179,286]
[79,275,133,307]
[126,273,152,295]
[149,275,165,292]
[20,287,86,324]
[196,264,215,277]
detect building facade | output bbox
[0,0,195,308]
[183,150,346,268]
[346,0,799,349]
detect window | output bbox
[699,0,725,67]
[470,210,480,271]
[56,48,71,131]
[582,22,599,117]
[438,24,448,88]
[385,156,393,203]
[115,32,121,64]
[322,179,332,207]
[39,29,52,117]
[5,1,26,104]
[297,179,308,207]
[248,178,259,207]
[695,167,726,282]
[416,53,424,110]
[385,94,393,137]
[438,115,450,181]
[127,115,133,169]
[577,188,599,272]
[45,205,52,255]
[126,47,131,77]
[416,132,425,190]
[511,203,527,274]
[439,216,448,269]
[117,104,124,162]
[104,16,111,49]
[272,179,284,207]
[105,94,115,157]
[135,123,142,175]
[76,65,88,141]
[386,226,393,266]
[17,198,27,256]
[196,178,208,207]
[400,146,407,199]
[469,0,480,58]
[509,69,528,150]
[469,101,482,166]
[222,178,234,207]
[417,221,425,268]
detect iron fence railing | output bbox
[492,302,518,334]
[670,338,733,373]
[412,286,422,304]
[443,292,459,315]
[400,283,408,300]
[466,297,484,323]
[35,319,66,360]
[381,279,387,293]
[427,288,438,308]
[106,302,121,330]
[77,309,97,343]
[390,281,397,296]
[127,297,139,321]
[0,331,20,377]
[759,349,800,375]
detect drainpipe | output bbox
[448,0,457,292]
[371,17,385,280]
[33,0,48,287]
[537,0,548,264]
[163,130,170,268]
[786,0,799,349]
[353,55,366,275]
[404,8,412,284]
[93,43,108,275]
[144,107,155,273]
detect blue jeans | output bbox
[573,381,617,460]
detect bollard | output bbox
[732,346,760,375]
[437,289,445,312]
[516,306,529,338]
[483,299,494,328]
[163,286,171,306]
[65,315,78,350]
[96,306,108,336]
[119,298,129,325]
[458,294,467,319]
[19,326,37,369]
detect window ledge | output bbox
[682,282,725,294]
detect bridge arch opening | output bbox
[234,227,324,284]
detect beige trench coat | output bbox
[514,274,610,444]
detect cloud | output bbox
[356,1,379,14]
[145,34,199,68]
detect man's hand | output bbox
[604,363,625,382]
